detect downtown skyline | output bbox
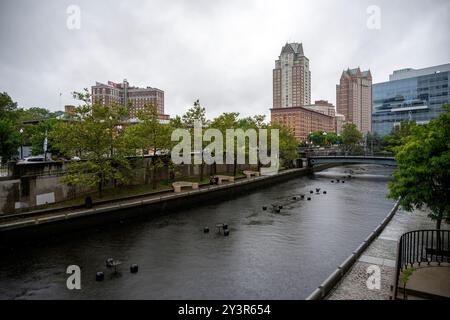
[0,0,449,119]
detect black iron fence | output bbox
[393,230,450,298]
[0,163,13,178]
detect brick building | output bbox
[271,106,335,141]
[336,68,372,133]
[304,100,336,117]
[91,79,169,120]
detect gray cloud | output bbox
[0,0,449,120]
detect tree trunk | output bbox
[152,164,157,190]
[166,163,170,182]
[436,208,444,254]
[145,160,150,185]
[436,218,442,230]
[98,176,103,199]
[436,207,444,230]
[233,157,237,176]
[200,162,204,182]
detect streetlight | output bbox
[322,132,328,153]
[19,128,24,160]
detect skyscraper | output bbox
[336,68,372,134]
[372,63,450,136]
[271,43,335,141]
[273,43,311,108]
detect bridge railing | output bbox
[299,149,394,158]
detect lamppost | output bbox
[43,130,48,161]
[19,128,24,160]
[113,124,123,157]
[337,134,342,155]
[364,132,368,156]
[256,146,261,172]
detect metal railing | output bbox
[299,147,394,158]
[393,230,450,299]
[0,163,12,178]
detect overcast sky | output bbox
[0,0,449,120]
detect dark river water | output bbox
[0,164,395,300]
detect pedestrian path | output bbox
[327,207,449,300]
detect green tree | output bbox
[0,92,63,161]
[21,107,56,121]
[210,112,240,175]
[0,93,22,162]
[181,100,209,181]
[124,104,172,189]
[0,92,18,121]
[308,131,326,146]
[0,119,20,163]
[341,123,363,153]
[308,131,341,146]
[50,90,132,198]
[169,115,183,129]
[325,132,342,145]
[181,100,208,127]
[383,121,417,153]
[238,115,268,171]
[26,118,60,157]
[365,131,385,154]
[269,123,298,168]
[388,105,450,229]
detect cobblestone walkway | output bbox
[327,207,449,300]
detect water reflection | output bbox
[0,164,394,299]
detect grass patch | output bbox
[16,171,250,213]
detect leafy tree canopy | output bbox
[383,121,417,153]
[49,92,132,197]
[0,119,20,163]
[308,131,341,146]
[341,123,363,153]
[0,92,18,120]
[388,105,450,229]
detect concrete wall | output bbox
[0,168,311,243]
[0,179,20,215]
[1,161,258,212]
[28,175,92,207]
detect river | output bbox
[0,164,395,299]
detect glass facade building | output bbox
[372,64,450,136]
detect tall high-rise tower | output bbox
[336,68,372,133]
[273,43,311,108]
[271,42,335,141]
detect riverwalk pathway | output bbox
[327,207,450,300]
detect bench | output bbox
[243,170,260,178]
[214,175,235,185]
[172,181,199,193]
